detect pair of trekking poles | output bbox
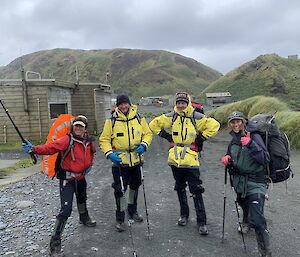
[0,100,37,164]
[118,155,152,257]
[222,166,246,251]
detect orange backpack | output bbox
[42,114,74,178]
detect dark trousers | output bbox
[171,166,206,225]
[237,193,267,232]
[57,178,87,220]
[112,165,142,222]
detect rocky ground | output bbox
[1,106,300,257]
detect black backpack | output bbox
[249,114,293,183]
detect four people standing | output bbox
[20,92,274,256]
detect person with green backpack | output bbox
[149,92,220,235]
[221,111,272,257]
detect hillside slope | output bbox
[0,48,221,98]
[203,54,300,109]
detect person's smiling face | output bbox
[176,101,188,112]
[229,119,245,133]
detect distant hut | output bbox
[205,92,231,107]
[0,70,111,143]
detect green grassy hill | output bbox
[0,48,221,98]
[203,54,300,109]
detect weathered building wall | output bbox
[0,79,111,143]
[94,88,112,133]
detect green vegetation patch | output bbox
[0,158,34,179]
[209,96,300,149]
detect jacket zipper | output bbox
[126,118,133,166]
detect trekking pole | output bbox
[221,167,228,242]
[128,219,138,257]
[118,166,138,257]
[0,99,37,164]
[139,155,153,240]
[234,200,247,252]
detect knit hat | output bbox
[175,92,189,104]
[116,95,131,106]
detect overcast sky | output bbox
[1,0,299,74]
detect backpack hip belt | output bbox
[65,171,84,180]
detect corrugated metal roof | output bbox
[206,92,231,97]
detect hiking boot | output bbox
[79,213,97,227]
[238,223,250,234]
[198,224,209,235]
[259,251,272,257]
[177,216,188,226]
[50,236,64,257]
[115,222,126,232]
[129,212,143,223]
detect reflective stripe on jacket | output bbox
[149,103,220,168]
[99,104,153,167]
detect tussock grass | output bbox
[210,96,300,149]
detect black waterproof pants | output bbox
[171,166,206,225]
[237,193,271,253]
[57,178,87,220]
[112,165,142,222]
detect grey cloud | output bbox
[1,0,300,73]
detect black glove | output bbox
[158,129,173,142]
[195,133,206,152]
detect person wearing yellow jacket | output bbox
[99,94,152,232]
[149,92,220,235]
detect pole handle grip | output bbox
[29,151,37,164]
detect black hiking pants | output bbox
[236,193,267,230]
[171,166,206,225]
[57,178,87,220]
[112,165,142,222]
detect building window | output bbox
[49,103,68,119]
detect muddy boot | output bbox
[79,212,97,227]
[116,210,126,232]
[177,216,188,226]
[49,218,67,257]
[256,228,272,257]
[128,189,143,222]
[77,203,96,227]
[198,224,209,235]
[238,222,251,234]
[128,203,143,222]
[176,188,189,225]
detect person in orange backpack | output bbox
[22,115,96,257]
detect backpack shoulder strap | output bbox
[60,134,74,165]
[111,112,119,129]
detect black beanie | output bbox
[116,95,131,106]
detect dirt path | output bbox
[60,131,300,257]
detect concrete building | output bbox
[0,70,111,143]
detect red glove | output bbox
[241,132,251,146]
[221,155,231,167]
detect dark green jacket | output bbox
[227,130,270,197]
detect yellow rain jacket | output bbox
[99,104,152,167]
[149,102,220,168]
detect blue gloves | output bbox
[108,152,122,164]
[22,139,34,153]
[135,144,146,154]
